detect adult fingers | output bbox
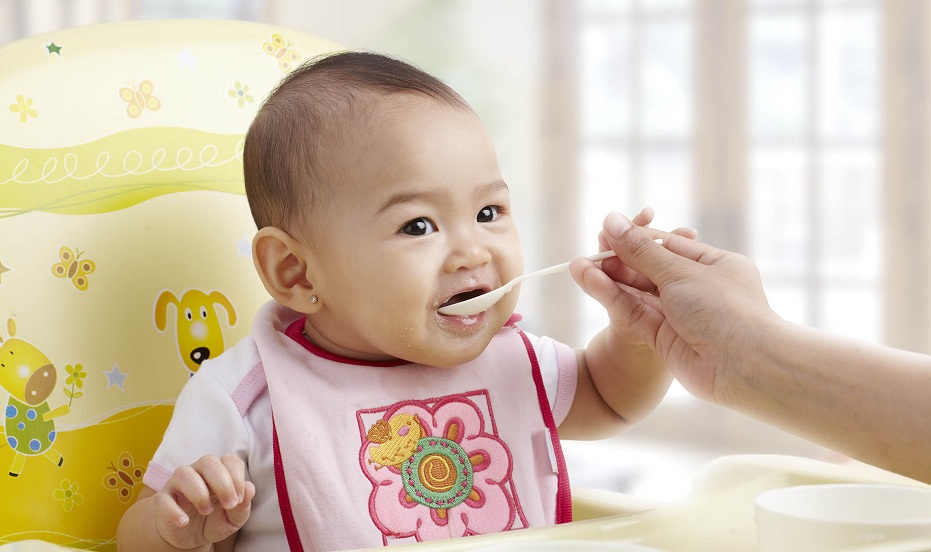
[569,257,664,348]
[603,212,719,289]
[630,206,655,227]
[589,245,659,295]
[592,213,698,293]
[671,226,698,240]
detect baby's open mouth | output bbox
[439,289,486,310]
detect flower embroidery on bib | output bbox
[357,390,525,544]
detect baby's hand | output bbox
[153,454,255,549]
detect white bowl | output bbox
[755,484,931,552]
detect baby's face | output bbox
[300,95,524,367]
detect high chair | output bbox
[0,19,343,550]
[0,19,657,551]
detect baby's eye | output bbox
[400,217,437,236]
[477,206,500,223]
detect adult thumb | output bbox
[603,211,690,290]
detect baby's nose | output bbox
[446,240,493,272]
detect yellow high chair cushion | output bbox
[0,20,341,549]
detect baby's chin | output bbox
[396,305,514,367]
[402,334,497,369]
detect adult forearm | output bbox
[724,318,931,483]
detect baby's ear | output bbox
[252,227,323,314]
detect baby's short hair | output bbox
[243,51,469,232]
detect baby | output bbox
[117,51,674,552]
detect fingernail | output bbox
[606,212,632,238]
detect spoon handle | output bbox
[509,250,617,288]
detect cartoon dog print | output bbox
[154,289,237,374]
[1,319,68,477]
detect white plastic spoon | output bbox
[437,250,618,316]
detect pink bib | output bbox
[254,303,571,551]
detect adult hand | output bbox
[569,211,779,404]
[572,211,931,485]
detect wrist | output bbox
[714,309,791,411]
[607,318,648,348]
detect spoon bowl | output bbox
[437,250,617,316]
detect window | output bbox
[578,0,695,348]
[137,0,261,20]
[749,0,880,340]
[577,0,882,352]
[0,0,263,44]
[567,0,889,499]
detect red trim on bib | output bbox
[285,318,407,367]
[517,329,573,523]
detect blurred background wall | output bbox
[2,0,928,500]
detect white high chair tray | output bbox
[354,454,929,552]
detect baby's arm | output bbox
[117,453,254,551]
[557,324,672,440]
[559,209,685,439]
